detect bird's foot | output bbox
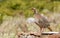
[28,32,41,37]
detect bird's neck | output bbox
[34,10,38,14]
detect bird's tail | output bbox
[48,26,52,31]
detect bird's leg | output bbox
[47,26,52,31]
[40,28,44,33]
[28,31,41,37]
[39,28,44,37]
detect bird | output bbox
[31,8,53,33]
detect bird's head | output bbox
[32,8,36,10]
[31,8,38,14]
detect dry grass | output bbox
[0,13,60,38]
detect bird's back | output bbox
[34,13,50,28]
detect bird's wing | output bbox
[38,15,50,27]
[41,15,50,23]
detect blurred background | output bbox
[0,0,60,38]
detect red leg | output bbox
[40,28,44,33]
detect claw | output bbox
[28,32,41,37]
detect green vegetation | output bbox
[0,0,59,16]
[0,0,60,38]
[0,0,59,23]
